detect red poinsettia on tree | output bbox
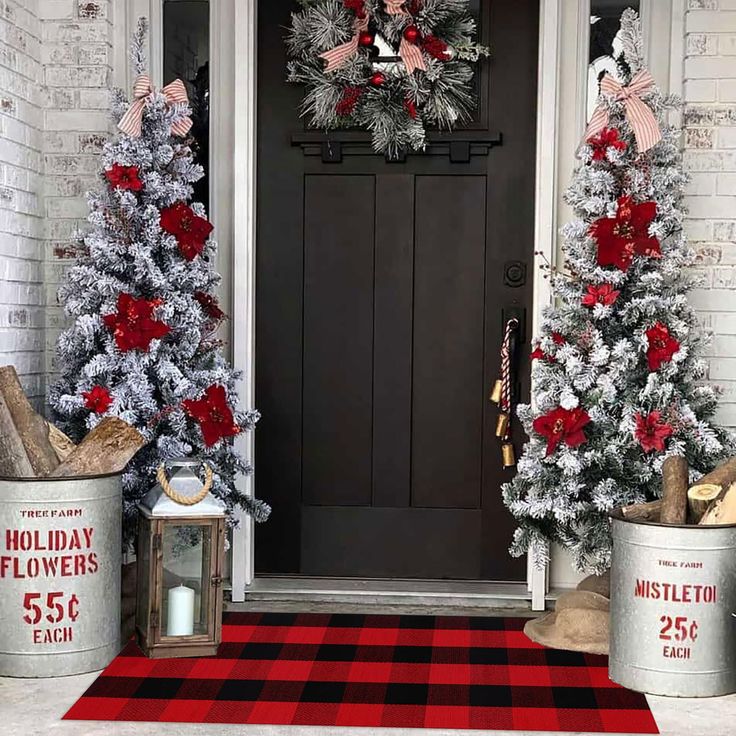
[103,293,170,352]
[160,201,214,261]
[589,195,660,271]
[587,127,627,161]
[105,164,143,192]
[530,346,554,362]
[183,384,241,447]
[634,410,673,453]
[82,385,113,413]
[533,406,591,456]
[646,322,680,371]
[582,283,620,308]
[195,291,226,322]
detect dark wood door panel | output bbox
[303,175,376,506]
[412,176,487,510]
[302,506,482,579]
[373,175,415,509]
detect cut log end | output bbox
[687,483,721,524]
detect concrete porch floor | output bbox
[2,603,735,736]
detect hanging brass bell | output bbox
[502,441,516,468]
[495,412,510,437]
[489,379,502,404]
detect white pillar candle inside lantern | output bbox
[167,584,195,636]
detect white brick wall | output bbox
[684,0,736,427]
[40,0,112,379]
[0,0,111,403]
[0,0,45,405]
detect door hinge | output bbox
[211,575,223,588]
[152,533,162,551]
[151,610,160,630]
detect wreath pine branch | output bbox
[286,0,489,156]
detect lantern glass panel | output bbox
[161,524,212,637]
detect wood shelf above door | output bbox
[291,130,503,163]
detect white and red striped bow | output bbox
[118,74,193,138]
[319,1,426,75]
[584,69,661,153]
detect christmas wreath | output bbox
[286,0,489,157]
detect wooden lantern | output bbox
[136,458,226,658]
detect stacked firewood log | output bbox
[0,365,145,479]
[622,455,736,526]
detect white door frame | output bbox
[227,0,554,607]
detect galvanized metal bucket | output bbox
[0,472,122,677]
[609,510,736,697]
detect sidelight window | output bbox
[587,1,641,119]
[163,0,210,211]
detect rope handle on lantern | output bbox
[156,462,213,506]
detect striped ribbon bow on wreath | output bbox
[286,0,489,158]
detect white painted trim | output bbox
[575,0,592,142]
[668,0,686,102]
[230,0,258,602]
[530,0,564,611]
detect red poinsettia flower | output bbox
[103,293,170,352]
[531,345,556,363]
[343,0,366,18]
[105,163,143,192]
[587,127,627,161]
[635,410,673,453]
[552,332,565,345]
[195,291,226,321]
[422,34,450,60]
[589,195,660,272]
[646,322,680,371]
[533,406,591,457]
[581,283,620,308]
[404,97,418,119]
[82,385,113,413]
[160,202,214,261]
[183,385,241,447]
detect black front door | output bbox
[255,0,539,581]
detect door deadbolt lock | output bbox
[503,261,527,288]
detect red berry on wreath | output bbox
[370,71,387,86]
[358,30,375,47]
[403,25,421,44]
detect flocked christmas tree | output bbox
[50,20,270,545]
[503,10,733,574]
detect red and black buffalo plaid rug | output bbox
[65,612,658,733]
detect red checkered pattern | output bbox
[65,613,658,733]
